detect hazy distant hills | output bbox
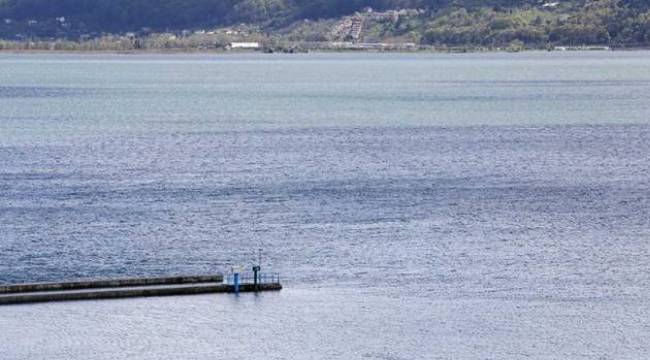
[1,0,650,48]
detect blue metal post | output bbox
[252,265,260,291]
[233,272,240,294]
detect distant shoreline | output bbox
[2,47,647,56]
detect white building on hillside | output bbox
[229,42,260,49]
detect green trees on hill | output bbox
[422,0,650,47]
[1,0,650,48]
[0,0,242,30]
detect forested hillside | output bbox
[1,0,650,49]
[8,0,458,29]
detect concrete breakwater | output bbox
[0,275,282,305]
[0,275,223,294]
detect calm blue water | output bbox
[1,52,649,359]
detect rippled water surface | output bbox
[1,52,650,359]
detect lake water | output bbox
[1,52,649,359]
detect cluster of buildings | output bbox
[331,16,365,41]
[330,8,425,45]
[364,8,425,22]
